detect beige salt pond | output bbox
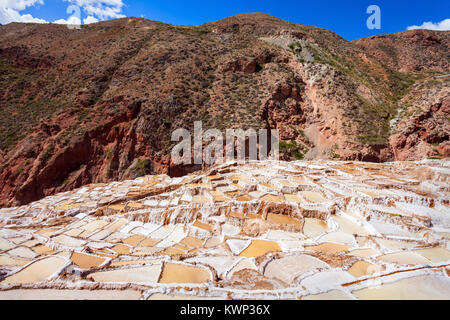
[0,289,142,300]
[347,261,383,278]
[1,256,68,285]
[21,240,40,248]
[64,228,84,237]
[318,232,356,245]
[81,220,109,233]
[7,247,38,259]
[192,195,212,204]
[333,215,371,236]
[0,255,31,267]
[348,248,380,258]
[70,252,107,269]
[302,218,329,237]
[300,191,327,203]
[52,235,86,247]
[227,239,251,255]
[413,247,450,263]
[109,259,163,267]
[180,236,204,249]
[193,220,213,232]
[284,194,302,203]
[342,210,366,223]
[88,265,161,283]
[291,176,314,186]
[213,194,231,202]
[158,263,211,283]
[204,237,221,248]
[306,242,351,255]
[32,245,56,255]
[377,252,431,265]
[107,218,129,232]
[353,275,450,300]
[127,202,144,209]
[163,246,187,255]
[300,270,355,289]
[36,228,59,237]
[139,237,159,247]
[123,234,146,246]
[89,229,113,241]
[239,240,281,257]
[267,213,302,229]
[265,229,304,241]
[111,244,132,255]
[258,183,281,193]
[132,248,164,257]
[0,238,15,252]
[236,195,253,202]
[355,188,394,198]
[264,254,329,283]
[375,238,419,251]
[260,194,284,203]
[226,259,258,279]
[301,290,355,300]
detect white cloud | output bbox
[83,15,98,24]
[0,0,126,26]
[53,15,81,25]
[64,0,125,20]
[0,0,43,10]
[0,0,48,24]
[407,18,450,31]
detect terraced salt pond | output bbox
[1,257,67,285]
[0,159,449,299]
[159,263,211,283]
[353,275,450,300]
[0,289,142,300]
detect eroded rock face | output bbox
[0,159,449,300]
[390,92,450,161]
[0,99,162,207]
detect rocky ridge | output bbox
[0,13,448,207]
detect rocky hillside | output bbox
[0,13,448,207]
[353,30,449,73]
[353,29,450,161]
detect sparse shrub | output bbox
[132,158,153,177]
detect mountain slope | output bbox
[353,29,450,160]
[353,29,449,73]
[0,13,448,207]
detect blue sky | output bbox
[1,0,449,40]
